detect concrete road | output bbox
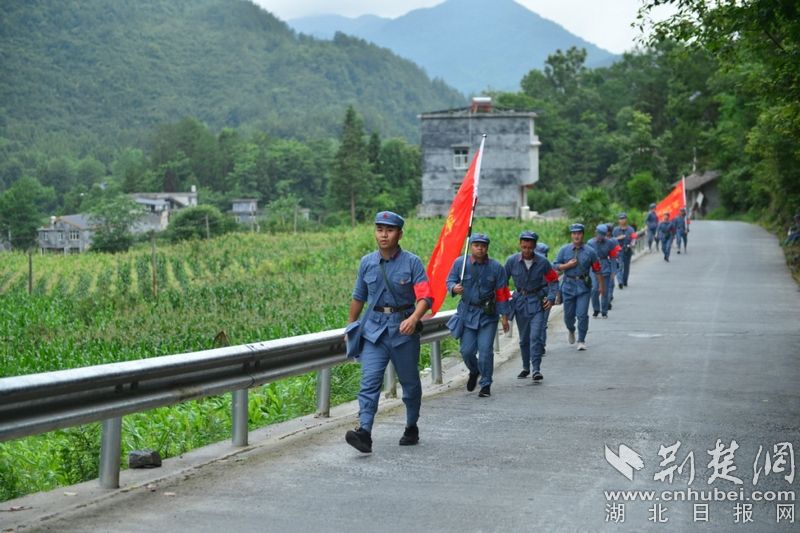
[10,221,800,532]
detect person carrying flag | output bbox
[587,224,620,319]
[445,233,510,397]
[505,231,559,382]
[344,211,432,454]
[674,207,689,254]
[554,224,604,351]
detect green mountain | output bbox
[0,0,465,155]
[288,0,618,95]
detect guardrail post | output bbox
[383,362,397,398]
[232,389,248,446]
[430,340,443,385]
[315,368,332,417]
[494,328,501,354]
[99,417,122,489]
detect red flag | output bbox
[655,177,686,221]
[425,139,484,315]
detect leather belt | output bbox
[373,305,413,314]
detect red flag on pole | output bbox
[655,177,686,221]
[425,137,485,316]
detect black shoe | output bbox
[618,283,624,289]
[467,371,479,392]
[592,310,599,317]
[517,370,530,379]
[532,371,543,382]
[677,250,681,254]
[478,385,491,397]
[345,427,372,453]
[665,257,669,262]
[399,425,419,446]
[608,303,612,310]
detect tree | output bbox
[544,47,588,96]
[87,192,145,253]
[625,171,662,210]
[607,108,667,186]
[166,205,236,242]
[376,139,421,216]
[327,106,373,226]
[567,187,615,232]
[0,176,55,250]
[150,118,219,191]
[112,149,150,193]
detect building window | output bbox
[69,230,80,241]
[57,231,64,241]
[453,147,469,169]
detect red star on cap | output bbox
[383,213,389,218]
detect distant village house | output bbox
[418,97,541,219]
[38,214,94,254]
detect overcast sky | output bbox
[253,0,673,54]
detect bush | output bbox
[567,187,615,230]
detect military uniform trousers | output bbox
[357,334,421,433]
[514,298,547,374]
[661,233,673,260]
[459,319,499,387]
[561,277,592,343]
[591,270,612,315]
[676,229,688,251]
[616,250,632,286]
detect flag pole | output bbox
[459,134,486,280]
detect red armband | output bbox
[544,269,559,283]
[414,281,432,300]
[495,286,511,302]
[631,231,638,240]
[591,261,601,273]
[609,245,621,259]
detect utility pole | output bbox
[27,250,33,295]
[205,215,211,239]
[150,232,158,299]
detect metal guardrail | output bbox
[0,310,456,489]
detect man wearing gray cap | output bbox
[554,224,604,351]
[674,207,689,254]
[446,233,511,397]
[505,231,559,382]
[586,224,620,319]
[657,212,675,262]
[345,211,432,453]
[612,212,637,289]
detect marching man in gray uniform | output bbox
[345,211,433,453]
[446,233,511,397]
[505,231,559,382]
[553,224,604,351]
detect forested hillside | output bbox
[0,0,464,155]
